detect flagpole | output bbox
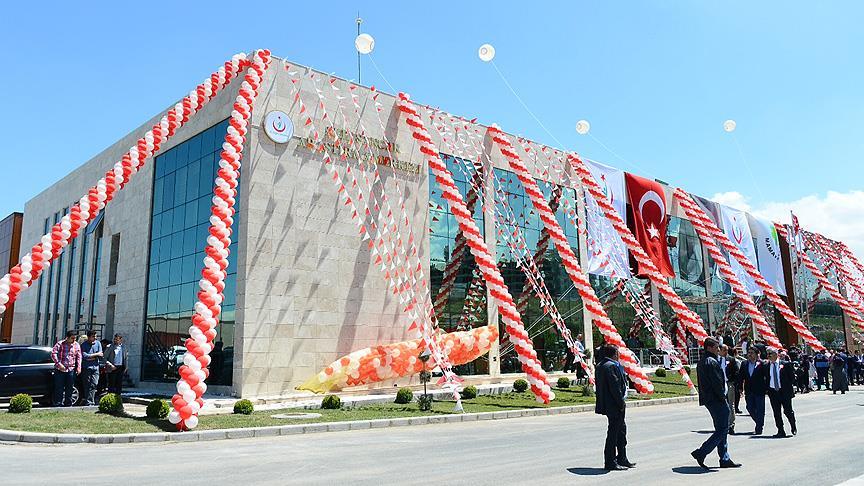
[356,14,362,84]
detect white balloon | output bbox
[576,119,591,135]
[177,380,191,394]
[355,33,375,54]
[168,411,181,424]
[182,390,197,404]
[478,43,495,62]
[184,415,199,429]
[723,119,737,132]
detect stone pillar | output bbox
[576,186,594,355]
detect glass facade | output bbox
[661,216,710,330]
[142,119,236,386]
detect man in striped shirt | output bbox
[51,330,82,407]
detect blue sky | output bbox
[2,1,863,248]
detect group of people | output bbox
[594,336,860,471]
[50,330,129,407]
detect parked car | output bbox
[0,344,79,406]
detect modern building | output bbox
[0,212,23,343]
[10,54,849,398]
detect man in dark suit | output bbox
[766,348,797,437]
[594,344,635,471]
[737,347,768,435]
[692,337,741,469]
[720,345,740,434]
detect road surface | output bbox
[3,388,863,485]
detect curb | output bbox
[0,395,698,445]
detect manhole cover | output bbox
[270,412,322,420]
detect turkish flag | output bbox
[625,173,675,277]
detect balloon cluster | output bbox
[299,325,499,393]
[168,49,272,430]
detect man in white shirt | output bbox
[766,348,797,438]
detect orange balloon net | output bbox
[298,324,499,394]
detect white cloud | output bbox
[709,190,864,258]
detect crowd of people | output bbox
[595,333,862,471]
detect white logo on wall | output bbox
[263,111,293,144]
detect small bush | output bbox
[233,399,254,415]
[417,394,433,411]
[654,367,667,378]
[394,388,414,404]
[683,365,691,375]
[557,377,571,388]
[513,378,529,393]
[321,394,341,409]
[98,393,123,414]
[9,394,32,414]
[461,385,478,399]
[582,385,594,397]
[146,399,170,419]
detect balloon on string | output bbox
[478,44,496,62]
[355,33,375,55]
[575,120,591,135]
[723,119,737,133]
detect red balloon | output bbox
[180,406,193,419]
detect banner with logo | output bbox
[584,160,631,279]
[718,204,762,295]
[625,172,675,277]
[748,214,787,296]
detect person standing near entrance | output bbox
[79,330,103,406]
[738,347,768,435]
[594,344,635,471]
[692,337,741,469]
[50,331,82,407]
[814,350,830,390]
[720,345,740,434]
[104,334,128,396]
[766,348,797,437]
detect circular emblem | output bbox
[263,111,293,144]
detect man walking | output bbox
[692,337,741,469]
[79,330,103,406]
[766,348,797,437]
[50,330,82,407]
[738,347,768,435]
[595,344,635,471]
[104,334,128,396]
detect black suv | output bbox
[0,344,79,405]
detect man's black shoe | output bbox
[728,427,735,435]
[618,460,637,468]
[791,425,797,435]
[691,450,709,470]
[774,431,787,438]
[604,463,627,471]
[754,427,763,435]
[719,460,742,468]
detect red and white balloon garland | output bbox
[568,154,710,344]
[674,191,825,352]
[0,54,251,319]
[488,127,653,394]
[673,188,784,349]
[398,93,554,403]
[169,49,272,430]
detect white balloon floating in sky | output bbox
[723,119,737,133]
[355,33,375,54]
[576,120,591,135]
[478,44,496,62]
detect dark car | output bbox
[0,344,79,406]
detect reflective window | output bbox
[142,119,237,386]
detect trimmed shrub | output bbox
[395,388,414,404]
[233,399,254,415]
[146,399,170,419]
[513,378,529,393]
[9,394,32,414]
[98,393,123,414]
[654,367,667,378]
[461,385,478,399]
[557,377,571,388]
[321,394,342,409]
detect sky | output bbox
[1,1,863,252]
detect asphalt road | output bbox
[3,388,864,485]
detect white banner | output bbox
[585,160,631,279]
[719,204,762,296]
[748,215,787,296]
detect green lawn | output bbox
[0,371,697,434]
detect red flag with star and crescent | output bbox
[624,172,675,277]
